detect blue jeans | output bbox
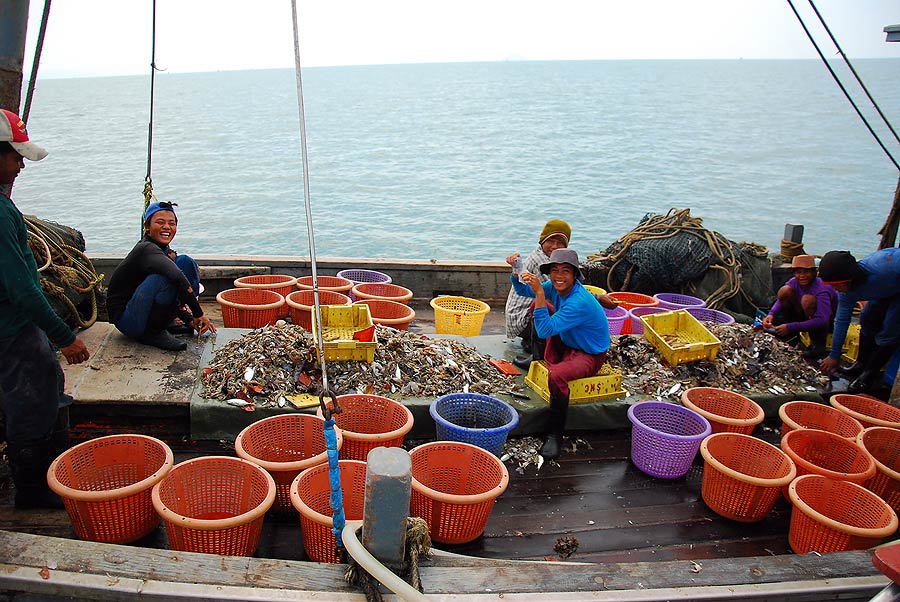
[860,294,900,348]
[115,254,200,339]
[0,323,72,444]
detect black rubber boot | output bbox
[839,333,876,379]
[49,406,70,460]
[140,304,187,351]
[539,399,568,460]
[7,438,65,510]
[848,344,896,394]
[802,330,828,360]
[531,331,547,362]
[166,322,194,335]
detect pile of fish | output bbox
[612,323,827,401]
[200,323,525,408]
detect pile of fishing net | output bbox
[26,215,103,330]
[582,208,773,322]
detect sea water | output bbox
[12,59,900,261]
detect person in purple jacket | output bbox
[761,254,837,359]
[512,248,610,459]
[818,249,900,394]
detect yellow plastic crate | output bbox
[311,304,377,362]
[640,309,720,366]
[524,361,625,404]
[798,323,860,363]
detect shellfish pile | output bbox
[200,323,524,408]
[613,323,826,401]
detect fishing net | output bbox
[582,208,773,322]
[25,215,104,330]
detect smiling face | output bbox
[0,146,24,187]
[793,267,816,287]
[146,210,177,246]
[547,263,577,295]
[540,234,568,257]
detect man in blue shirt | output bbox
[512,248,610,459]
[818,249,900,394]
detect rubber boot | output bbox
[539,399,568,460]
[802,330,828,360]
[49,406,70,460]
[531,330,547,362]
[848,344,896,394]
[839,333,876,379]
[140,303,187,351]
[514,323,542,369]
[7,438,65,510]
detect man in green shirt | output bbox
[0,109,89,509]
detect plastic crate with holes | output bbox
[524,361,625,403]
[798,323,860,363]
[311,304,377,362]
[640,309,721,366]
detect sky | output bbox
[19,0,900,79]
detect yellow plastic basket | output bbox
[524,361,625,403]
[640,309,721,366]
[799,323,860,363]
[429,296,490,336]
[311,304,377,362]
[584,284,607,297]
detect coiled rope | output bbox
[24,216,103,329]
[586,208,742,309]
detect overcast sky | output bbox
[23,0,900,79]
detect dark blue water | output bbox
[13,59,900,260]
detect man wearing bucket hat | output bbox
[0,109,90,508]
[818,248,900,393]
[505,219,572,368]
[513,248,610,459]
[761,254,837,359]
[106,201,216,351]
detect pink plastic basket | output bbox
[629,306,669,336]
[604,305,629,336]
[627,401,711,479]
[653,292,706,310]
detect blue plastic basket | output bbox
[430,393,519,456]
[627,401,711,479]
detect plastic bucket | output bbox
[830,394,900,430]
[627,401,711,479]
[430,296,490,336]
[604,305,629,336]
[336,269,392,300]
[216,288,285,328]
[653,292,706,310]
[684,307,735,325]
[629,306,669,336]
[608,292,658,335]
[857,427,900,515]
[285,289,352,331]
[681,387,764,435]
[779,400,864,441]
[315,394,414,461]
[430,392,519,456]
[295,275,354,295]
[780,428,876,489]
[352,299,416,330]
[234,274,297,318]
[351,282,414,305]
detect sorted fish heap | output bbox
[610,323,826,401]
[201,323,524,408]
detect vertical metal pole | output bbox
[363,447,412,567]
[0,0,29,113]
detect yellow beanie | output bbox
[539,219,571,245]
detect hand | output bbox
[773,324,789,337]
[819,356,839,374]
[61,337,90,365]
[761,315,774,329]
[519,271,543,295]
[597,294,619,310]
[505,253,520,268]
[191,315,217,335]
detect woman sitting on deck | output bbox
[511,248,610,459]
[106,202,216,351]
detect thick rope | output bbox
[345,517,432,602]
[585,208,742,309]
[779,239,806,263]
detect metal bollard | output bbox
[362,447,412,568]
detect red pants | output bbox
[544,335,607,401]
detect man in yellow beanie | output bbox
[505,219,571,367]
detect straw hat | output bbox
[790,255,816,270]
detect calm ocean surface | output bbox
[13,60,900,261]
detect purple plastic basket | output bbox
[653,293,706,311]
[627,401,711,479]
[336,269,392,301]
[629,306,669,336]
[604,306,629,335]
[685,307,735,325]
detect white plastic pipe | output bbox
[341,520,430,602]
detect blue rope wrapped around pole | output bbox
[324,417,346,544]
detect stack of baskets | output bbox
[337,269,392,300]
[285,289,352,330]
[608,292,658,335]
[234,275,297,318]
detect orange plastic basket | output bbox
[409,441,509,544]
[781,428,876,488]
[290,460,367,563]
[788,474,898,554]
[779,400,864,441]
[681,387,764,435]
[315,394,414,461]
[608,292,659,335]
[216,288,285,328]
[352,299,416,330]
[284,290,352,331]
[830,394,900,430]
[351,282,414,305]
[295,275,354,294]
[700,432,796,522]
[152,456,276,556]
[47,434,174,544]
[857,427,900,515]
[235,414,342,513]
[429,296,490,336]
[234,274,298,318]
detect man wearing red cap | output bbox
[818,248,900,393]
[0,109,90,508]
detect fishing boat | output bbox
[2,3,900,602]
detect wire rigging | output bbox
[142,0,161,239]
[22,0,51,123]
[786,0,899,171]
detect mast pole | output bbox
[0,0,30,112]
